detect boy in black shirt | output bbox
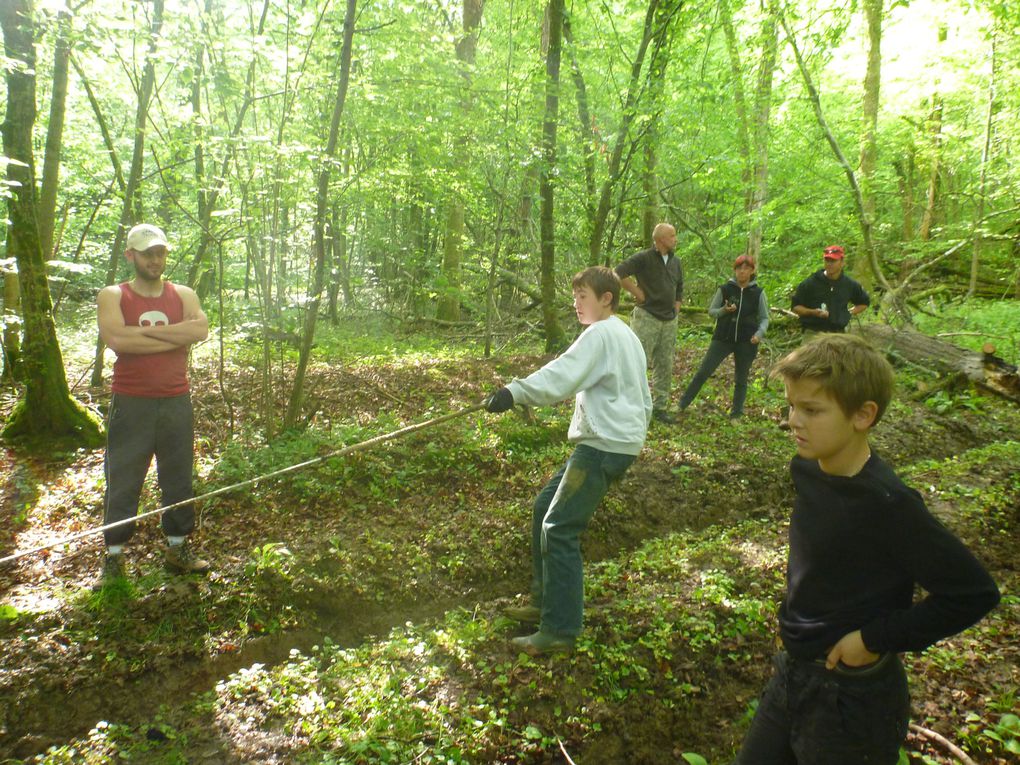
[734,333,1000,765]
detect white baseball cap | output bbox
[126,223,170,252]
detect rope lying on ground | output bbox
[0,402,487,567]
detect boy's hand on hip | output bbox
[826,630,880,670]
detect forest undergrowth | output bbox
[0,314,1017,764]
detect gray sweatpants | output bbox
[103,393,195,547]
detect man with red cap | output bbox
[790,244,870,334]
[779,245,870,428]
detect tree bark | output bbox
[917,25,947,243]
[1,271,21,382]
[283,0,357,429]
[437,0,485,321]
[968,32,997,299]
[917,95,942,242]
[858,0,882,239]
[720,0,751,210]
[1,0,102,447]
[39,8,72,260]
[539,0,567,352]
[562,13,597,252]
[858,324,1020,404]
[747,0,780,262]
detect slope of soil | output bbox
[1,336,1017,763]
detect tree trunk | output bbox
[857,324,1020,404]
[437,0,485,322]
[747,0,780,262]
[2,272,21,382]
[893,152,915,242]
[89,0,164,387]
[562,13,597,258]
[720,0,752,211]
[283,0,357,430]
[917,94,942,242]
[539,0,567,352]
[1,0,102,448]
[968,32,997,299]
[39,8,72,259]
[858,0,882,238]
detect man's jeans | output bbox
[733,651,910,765]
[630,307,677,411]
[530,445,635,637]
[103,393,195,546]
[679,338,758,416]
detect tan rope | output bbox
[0,403,487,566]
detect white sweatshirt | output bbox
[507,315,652,456]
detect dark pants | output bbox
[103,393,195,546]
[529,445,635,637]
[679,338,758,416]
[733,651,910,765]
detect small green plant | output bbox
[245,542,293,577]
[922,387,987,415]
[984,712,1020,755]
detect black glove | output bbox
[486,387,514,414]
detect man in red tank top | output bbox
[96,224,210,583]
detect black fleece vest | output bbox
[712,281,762,343]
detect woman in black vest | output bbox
[678,254,769,419]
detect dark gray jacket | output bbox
[615,246,684,321]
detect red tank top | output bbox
[111,281,190,397]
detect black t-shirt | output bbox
[779,453,1000,660]
[791,269,870,332]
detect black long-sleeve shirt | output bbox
[779,453,1000,660]
[791,269,870,332]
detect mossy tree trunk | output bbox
[1,0,103,448]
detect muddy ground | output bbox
[0,337,1017,763]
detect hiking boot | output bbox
[652,409,676,424]
[165,540,210,574]
[510,630,575,656]
[94,553,126,588]
[504,605,542,624]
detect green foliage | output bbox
[913,299,1020,360]
[923,388,986,415]
[31,720,189,764]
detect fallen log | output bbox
[857,324,1020,404]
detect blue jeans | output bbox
[530,445,635,636]
[678,338,758,416]
[733,651,910,765]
